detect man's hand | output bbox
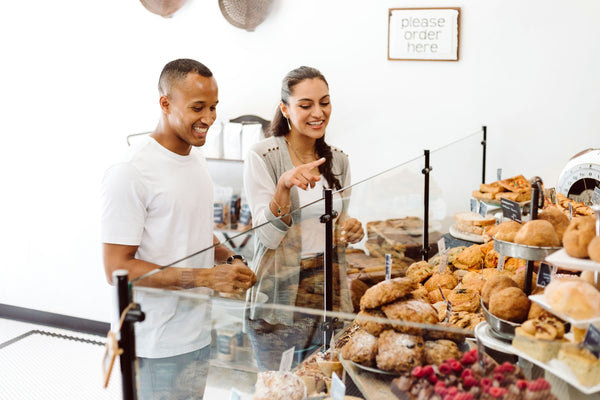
[279,157,326,190]
[338,218,365,245]
[208,263,257,295]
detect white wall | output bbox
[1,0,598,322]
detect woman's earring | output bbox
[285,116,291,131]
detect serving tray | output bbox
[494,239,561,261]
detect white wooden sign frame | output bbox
[388,8,461,61]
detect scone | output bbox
[359,277,416,310]
[381,298,439,335]
[447,287,480,313]
[406,260,434,283]
[340,328,378,367]
[453,244,484,270]
[544,279,600,320]
[423,339,462,366]
[375,330,424,373]
[588,235,600,263]
[424,273,458,292]
[253,371,307,400]
[356,309,390,337]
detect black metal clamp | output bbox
[481,126,487,184]
[114,270,145,400]
[421,150,432,261]
[320,189,338,348]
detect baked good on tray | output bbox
[558,343,600,387]
[514,220,561,247]
[454,212,496,236]
[563,215,596,258]
[359,277,416,310]
[375,330,425,374]
[253,371,306,400]
[512,316,566,362]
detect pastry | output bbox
[495,190,529,202]
[558,343,600,387]
[375,330,424,373]
[411,284,428,300]
[512,316,566,362]
[427,287,451,304]
[538,206,570,242]
[504,257,526,272]
[481,275,519,307]
[381,298,439,335]
[424,273,458,293]
[489,287,530,323]
[356,308,390,337]
[348,278,369,313]
[492,220,522,243]
[452,244,484,270]
[483,249,499,268]
[406,260,434,283]
[447,287,480,313]
[423,339,462,366]
[514,220,561,247]
[498,174,531,193]
[588,235,600,263]
[359,277,416,310]
[340,328,378,367]
[563,216,596,258]
[544,279,600,320]
[253,371,307,400]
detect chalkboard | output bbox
[584,324,600,358]
[388,8,460,61]
[536,263,552,287]
[501,197,522,223]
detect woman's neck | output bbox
[285,131,316,155]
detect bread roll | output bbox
[545,279,600,320]
[489,287,530,323]
[514,220,561,247]
[482,275,519,307]
[493,220,522,242]
[538,206,570,243]
[588,235,600,263]
[563,216,596,258]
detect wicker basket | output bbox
[218,0,274,31]
[140,0,188,18]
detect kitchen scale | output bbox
[556,148,600,204]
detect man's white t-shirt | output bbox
[101,137,214,358]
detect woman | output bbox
[243,66,364,370]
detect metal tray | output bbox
[493,239,561,261]
[480,299,520,341]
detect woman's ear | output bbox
[279,102,289,119]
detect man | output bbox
[101,58,256,399]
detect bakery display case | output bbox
[112,129,600,399]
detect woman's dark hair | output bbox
[268,66,342,190]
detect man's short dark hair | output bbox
[158,59,213,96]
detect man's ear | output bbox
[159,95,170,114]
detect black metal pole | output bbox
[114,270,137,400]
[422,150,431,261]
[524,182,541,296]
[481,126,487,184]
[322,188,334,347]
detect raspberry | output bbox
[435,381,448,395]
[443,395,455,400]
[500,361,515,373]
[516,379,528,390]
[488,387,508,398]
[462,376,478,389]
[422,365,434,376]
[461,368,474,379]
[455,393,474,400]
[450,360,463,373]
[439,363,452,375]
[480,378,492,390]
[428,374,439,384]
[412,366,426,378]
[447,386,459,395]
[460,349,478,365]
[528,378,551,392]
[493,372,505,383]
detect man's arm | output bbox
[103,242,256,293]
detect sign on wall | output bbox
[388,8,460,61]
